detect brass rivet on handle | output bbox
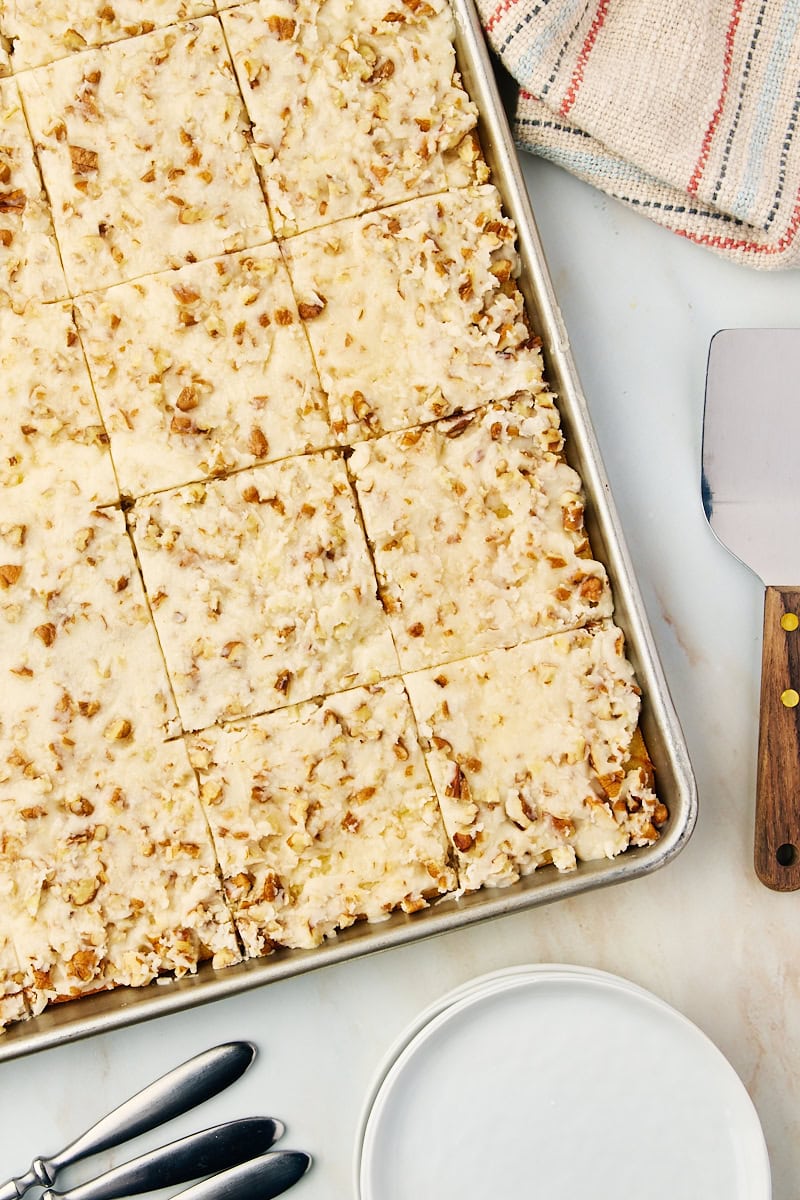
[781,688,800,708]
[781,613,799,631]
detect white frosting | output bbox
[0,77,67,309]
[1,0,213,71]
[76,246,332,497]
[404,624,662,890]
[0,301,119,509]
[283,186,544,439]
[129,453,399,730]
[188,679,456,954]
[0,507,240,1014]
[222,0,483,237]
[0,0,663,1033]
[349,393,613,669]
[19,18,272,294]
[0,924,29,1031]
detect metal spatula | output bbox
[703,328,800,890]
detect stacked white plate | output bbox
[355,964,771,1199]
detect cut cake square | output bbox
[188,679,456,954]
[221,0,484,237]
[0,77,68,309]
[0,916,30,1032]
[349,394,613,670]
[76,246,332,497]
[3,735,240,1017]
[0,506,180,743]
[0,506,240,1013]
[283,186,543,440]
[1,0,214,71]
[0,301,119,510]
[404,624,665,890]
[129,453,399,730]
[19,17,272,294]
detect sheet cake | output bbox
[349,393,613,670]
[0,77,68,310]
[19,17,271,294]
[0,0,664,1035]
[188,680,456,954]
[76,246,332,496]
[0,301,118,510]
[222,0,484,237]
[404,625,665,889]
[0,0,213,71]
[0,507,239,1016]
[129,454,399,730]
[283,185,543,440]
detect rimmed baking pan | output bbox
[0,0,697,1063]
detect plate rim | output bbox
[356,964,771,1200]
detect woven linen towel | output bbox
[477,0,800,269]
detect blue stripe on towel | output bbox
[732,0,800,223]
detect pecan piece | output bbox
[267,14,296,37]
[0,189,26,213]
[0,563,21,588]
[69,145,99,175]
[298,298,326,320]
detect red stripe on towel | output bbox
[676,185,800,256]
[560,0,611,118]
[485,0,522,34]
[687,0,744,195]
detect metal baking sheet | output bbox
[0,0,697,1063]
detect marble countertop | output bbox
[2,152,799,1198]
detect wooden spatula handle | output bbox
[756,586,800,889]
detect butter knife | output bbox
[170,1153,311,1200]
[0,1042,256,1200]
[41,1118,284,1200]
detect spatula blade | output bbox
[703,328,800,586]
[703,328,800,891]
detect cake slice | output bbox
[129,453,398,730]
[76,246,332,497]
[0,506,180,742]
[221,0,484,237]
[0,77,67,309]
[4,735,240,1018]
[349,394,613,670]
[0,506,239,1014]
[187,679,456,954]
[283,186,543,440]
[0,915,30,1032]
[19,17,271,294]
[404,625,666,890]
[1,0,213,71]
[0,301,119,511]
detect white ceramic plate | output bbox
[358,968,771,1200]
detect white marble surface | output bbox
[2,154,800,1198]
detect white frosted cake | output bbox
[0,0,664,1033]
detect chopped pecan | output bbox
[249,427,269,457]
[0,189,26,213]
[267,14,296,37]
[0,563,21,588]
[69,145,99,175]
[298,298,326,319]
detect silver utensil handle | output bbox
[172,1154,311,1200]
[42,1116,283,1200]
[44,1042,256,1179]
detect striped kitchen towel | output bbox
[477,0,800,269]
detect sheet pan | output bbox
[0,0,698,1063]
